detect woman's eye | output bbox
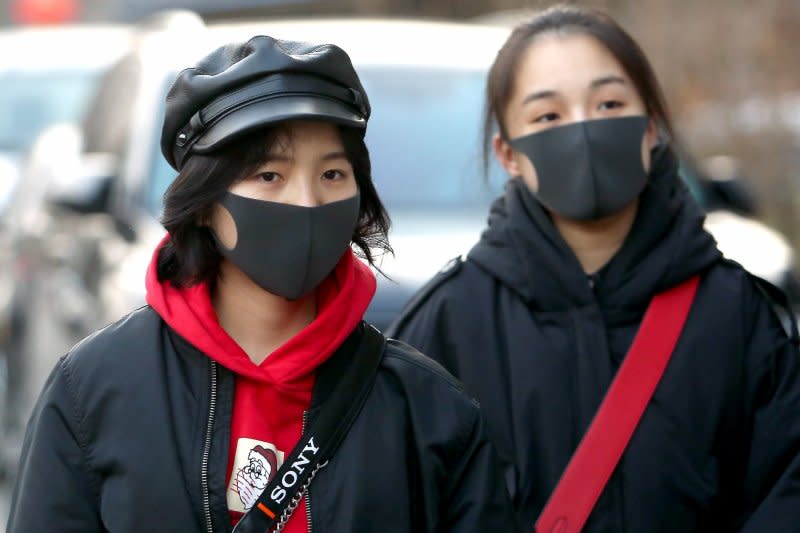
[534,112,559,123]
[598,100,624,111]
[322,169,345,181]
[257,172,280,182]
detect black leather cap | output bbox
[161,35,371,171]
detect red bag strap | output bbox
[535,274,701,533]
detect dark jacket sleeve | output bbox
[390,286,525,525]
[738,284,800,532]
[7,356,104,532]
[441,406,522,532]
[387,288,454,370]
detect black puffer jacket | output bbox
[388,149,800,532]
[7,312,518,532]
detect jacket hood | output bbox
[145,235,376,388]
[469,147,721,315]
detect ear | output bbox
[492,133,521,177]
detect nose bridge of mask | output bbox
[294,207,315,296]
[581,120,600,218]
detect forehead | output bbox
[265,120,344,154]
[514,32,630,93]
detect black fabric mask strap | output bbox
[232,323,385,533]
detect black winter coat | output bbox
[388,150,800,532]
[7,311,518,532]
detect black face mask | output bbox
[213,192,360,300]
[509,115,650,221]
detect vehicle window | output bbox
[145,66,505,217]
[0,70,97,152]
[359,66,504,210]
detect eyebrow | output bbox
[321,151,348,161]
[521,89,557,105]
[590,75,627,89]
[521,76,628,105]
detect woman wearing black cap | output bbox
[389,5,800,532]
[7,36,517,532]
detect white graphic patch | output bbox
[227,438,285,513]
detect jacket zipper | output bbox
[303,410,313,533]
[202,361,218,533]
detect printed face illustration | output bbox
[235,446,279,510]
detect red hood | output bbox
[145,234,376,390]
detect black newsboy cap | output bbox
[161,35,371,171]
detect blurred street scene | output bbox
[0,0,797,527]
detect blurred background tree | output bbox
[1,0,798,247]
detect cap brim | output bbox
[192,95,366,153]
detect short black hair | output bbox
[157,124,392,287]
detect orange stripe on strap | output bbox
[257,502,275,519]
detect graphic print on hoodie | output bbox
[146,237,376,530]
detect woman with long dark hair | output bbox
[389,5,800,531]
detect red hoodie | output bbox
[146,235,376,531]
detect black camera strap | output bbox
[232,323,386,533]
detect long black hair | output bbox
[157,125,392,287]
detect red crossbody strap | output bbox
[535,274,700,533]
